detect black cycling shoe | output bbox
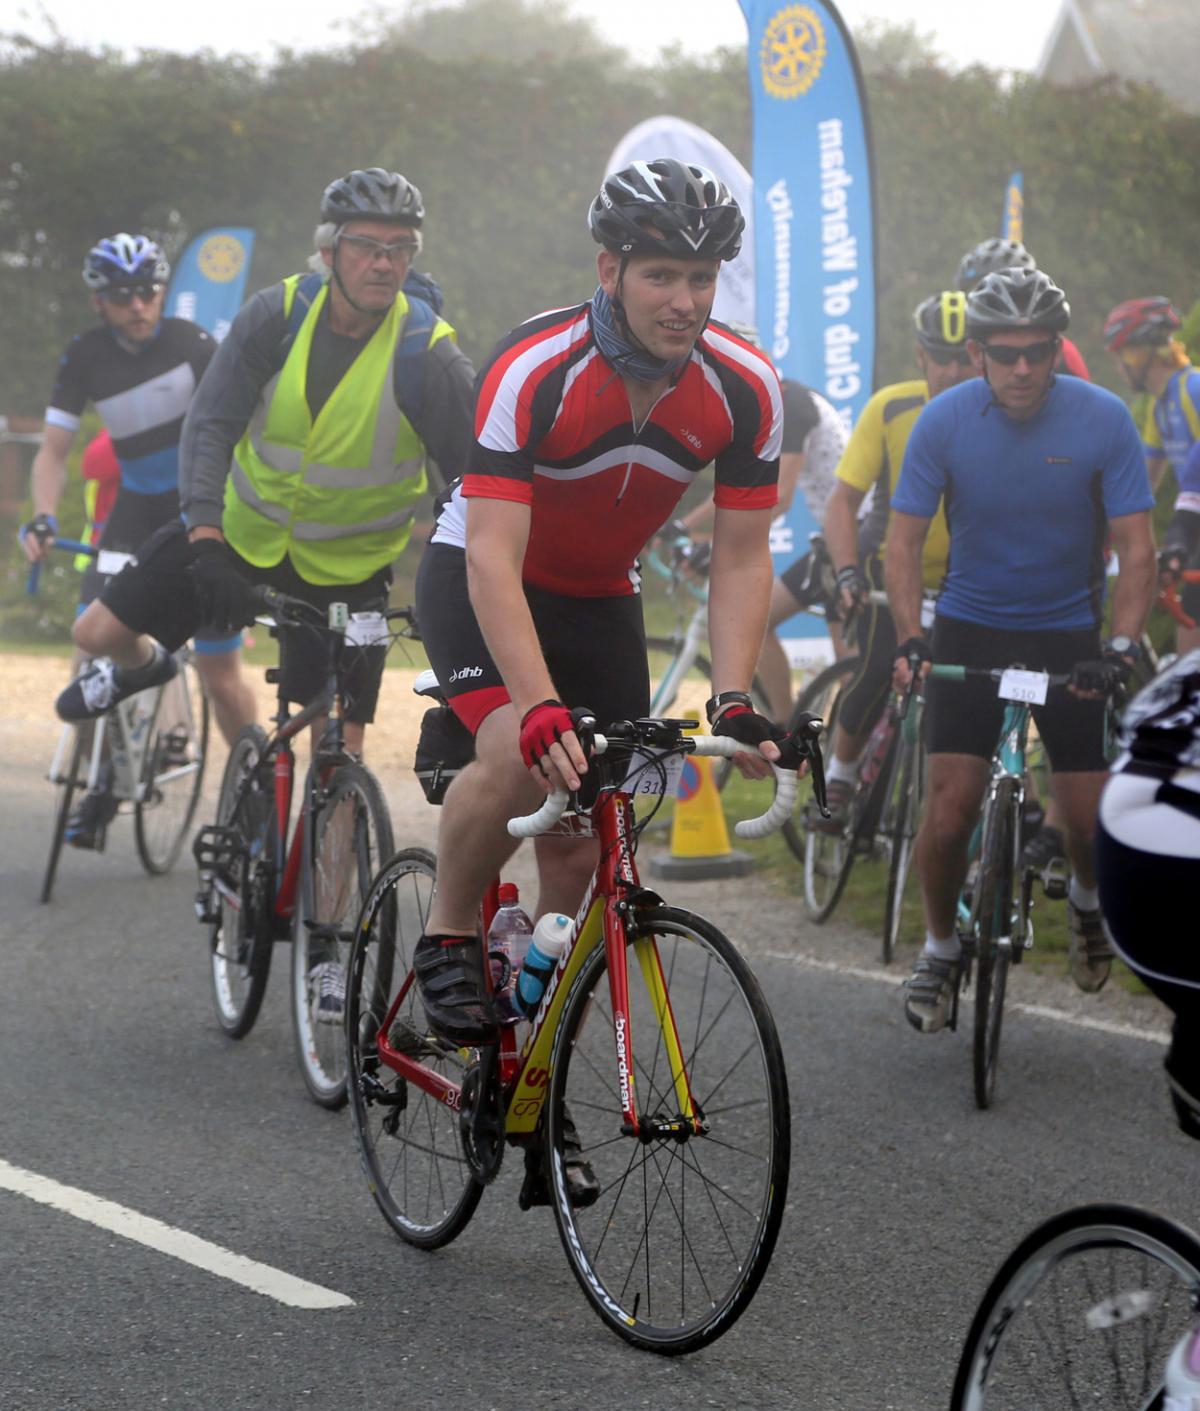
[64,779,119,850]
[56,646,176,723]
[412,932,499,1048]
[518,1106,601,1211]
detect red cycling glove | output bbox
[519,699,576,772]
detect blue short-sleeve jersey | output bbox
[892,376,1154,631]
[1145,368,1200,476]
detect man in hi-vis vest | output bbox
[59,168,476,758]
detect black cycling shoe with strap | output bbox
[412,932,499,1048]
[518,1105,601,1211]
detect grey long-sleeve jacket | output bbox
[179,278,476,531]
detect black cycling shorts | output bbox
[778,550,825,610]
[102,520,391,723]
[415,542,650,737]
[82,491,236,650]
[1097,817,1200,1107]
[926,615,1109,772]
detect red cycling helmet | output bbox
[1103,297,1182,352]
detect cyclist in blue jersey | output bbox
[887,267,1157,1031]
[19,233,240,847]
[1104,297,1200,654]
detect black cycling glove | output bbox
[1071,656,1126,696]
[894,636,932,667]
[190,539,258,633]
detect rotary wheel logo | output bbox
[761,5,827,99]
[197,234,246,283]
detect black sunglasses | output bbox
[981,338,1058,367]
[102,283,164,305]
[924,346,972,367]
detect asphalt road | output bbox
[1,728,1194,1411]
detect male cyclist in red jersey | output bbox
[412,160,792,1074]
[957,237,1091,380]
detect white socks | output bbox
[923,931,962,962]
[826,751,862,786]
[1069,878,1100,913]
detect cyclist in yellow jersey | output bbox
[817,291,974,825]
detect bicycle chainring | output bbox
[459,1047,505,1183]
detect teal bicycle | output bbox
[931,663,1117,1109]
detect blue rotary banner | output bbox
[166,227,255,342]
[740,1,876,641]
[1002,171,1024,242]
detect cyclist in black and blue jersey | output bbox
[1098,651,1200,1139]
[20,234,240,847]
[888,267,1157,1032]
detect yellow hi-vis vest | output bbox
[222,275,443,586]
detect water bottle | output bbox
[858,711,894,790]
[516,912,573,1018]
[486,883,533,1024]
[1164,1326,1200,1408]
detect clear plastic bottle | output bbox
[516,912,573,1018]
[1164,1325,1200,1408]
[486,883,533,1024]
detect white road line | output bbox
[761,949,1170,1046]
[0,1158,354,1310]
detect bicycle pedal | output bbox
[193,889,220,926]
[192,823,246,874]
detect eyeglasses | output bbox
[336,233,418,263]
[102,283,163,305]
[924,346,972,367]
[980,338,1058,367]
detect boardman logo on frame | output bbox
[760,5,827,99]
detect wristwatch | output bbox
[1105,634,1143,662]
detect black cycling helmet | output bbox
[589,158,744,262]
[966,267,1070,337]
[914,291,968,351]
[320,168,424,227]
[956,237,1036,292]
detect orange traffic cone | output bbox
[649,749,754,881]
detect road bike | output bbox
[345,702,826,1353]
[193,588,403,1107]
[932,663,1120,1109]
[952,1202,1200,1409]
[30,536,209,904]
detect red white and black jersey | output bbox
[431,304,782,597]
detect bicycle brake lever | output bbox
[790,714,830,817]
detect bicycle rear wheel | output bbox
[971,779,1017,1110]
[135,652,209,875]
[209,725,276,1039]
[881,723,923,965]
[786,656,858,868]
[546,905,789,1354]
[292,761,394,1108]
[346,848,484,1249]
[951,1203,1200,1410]
[41,727,87,905]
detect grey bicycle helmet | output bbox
[589,158,744,262]
[914,291,968,350]
[966,268,1070,337]
[320,168,424,226]
[956,237,1036,292]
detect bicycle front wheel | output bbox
[135,652,210,875]
[785,655,858,867]
[292,761,394,1108]
[881,723,922,965]
[209,725,276,1039]
[546,905,790,1354]
[971,778,1017,1110]
[41,727,88,905]
[951,1203,1200,1410]
[346,848,485,1249]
